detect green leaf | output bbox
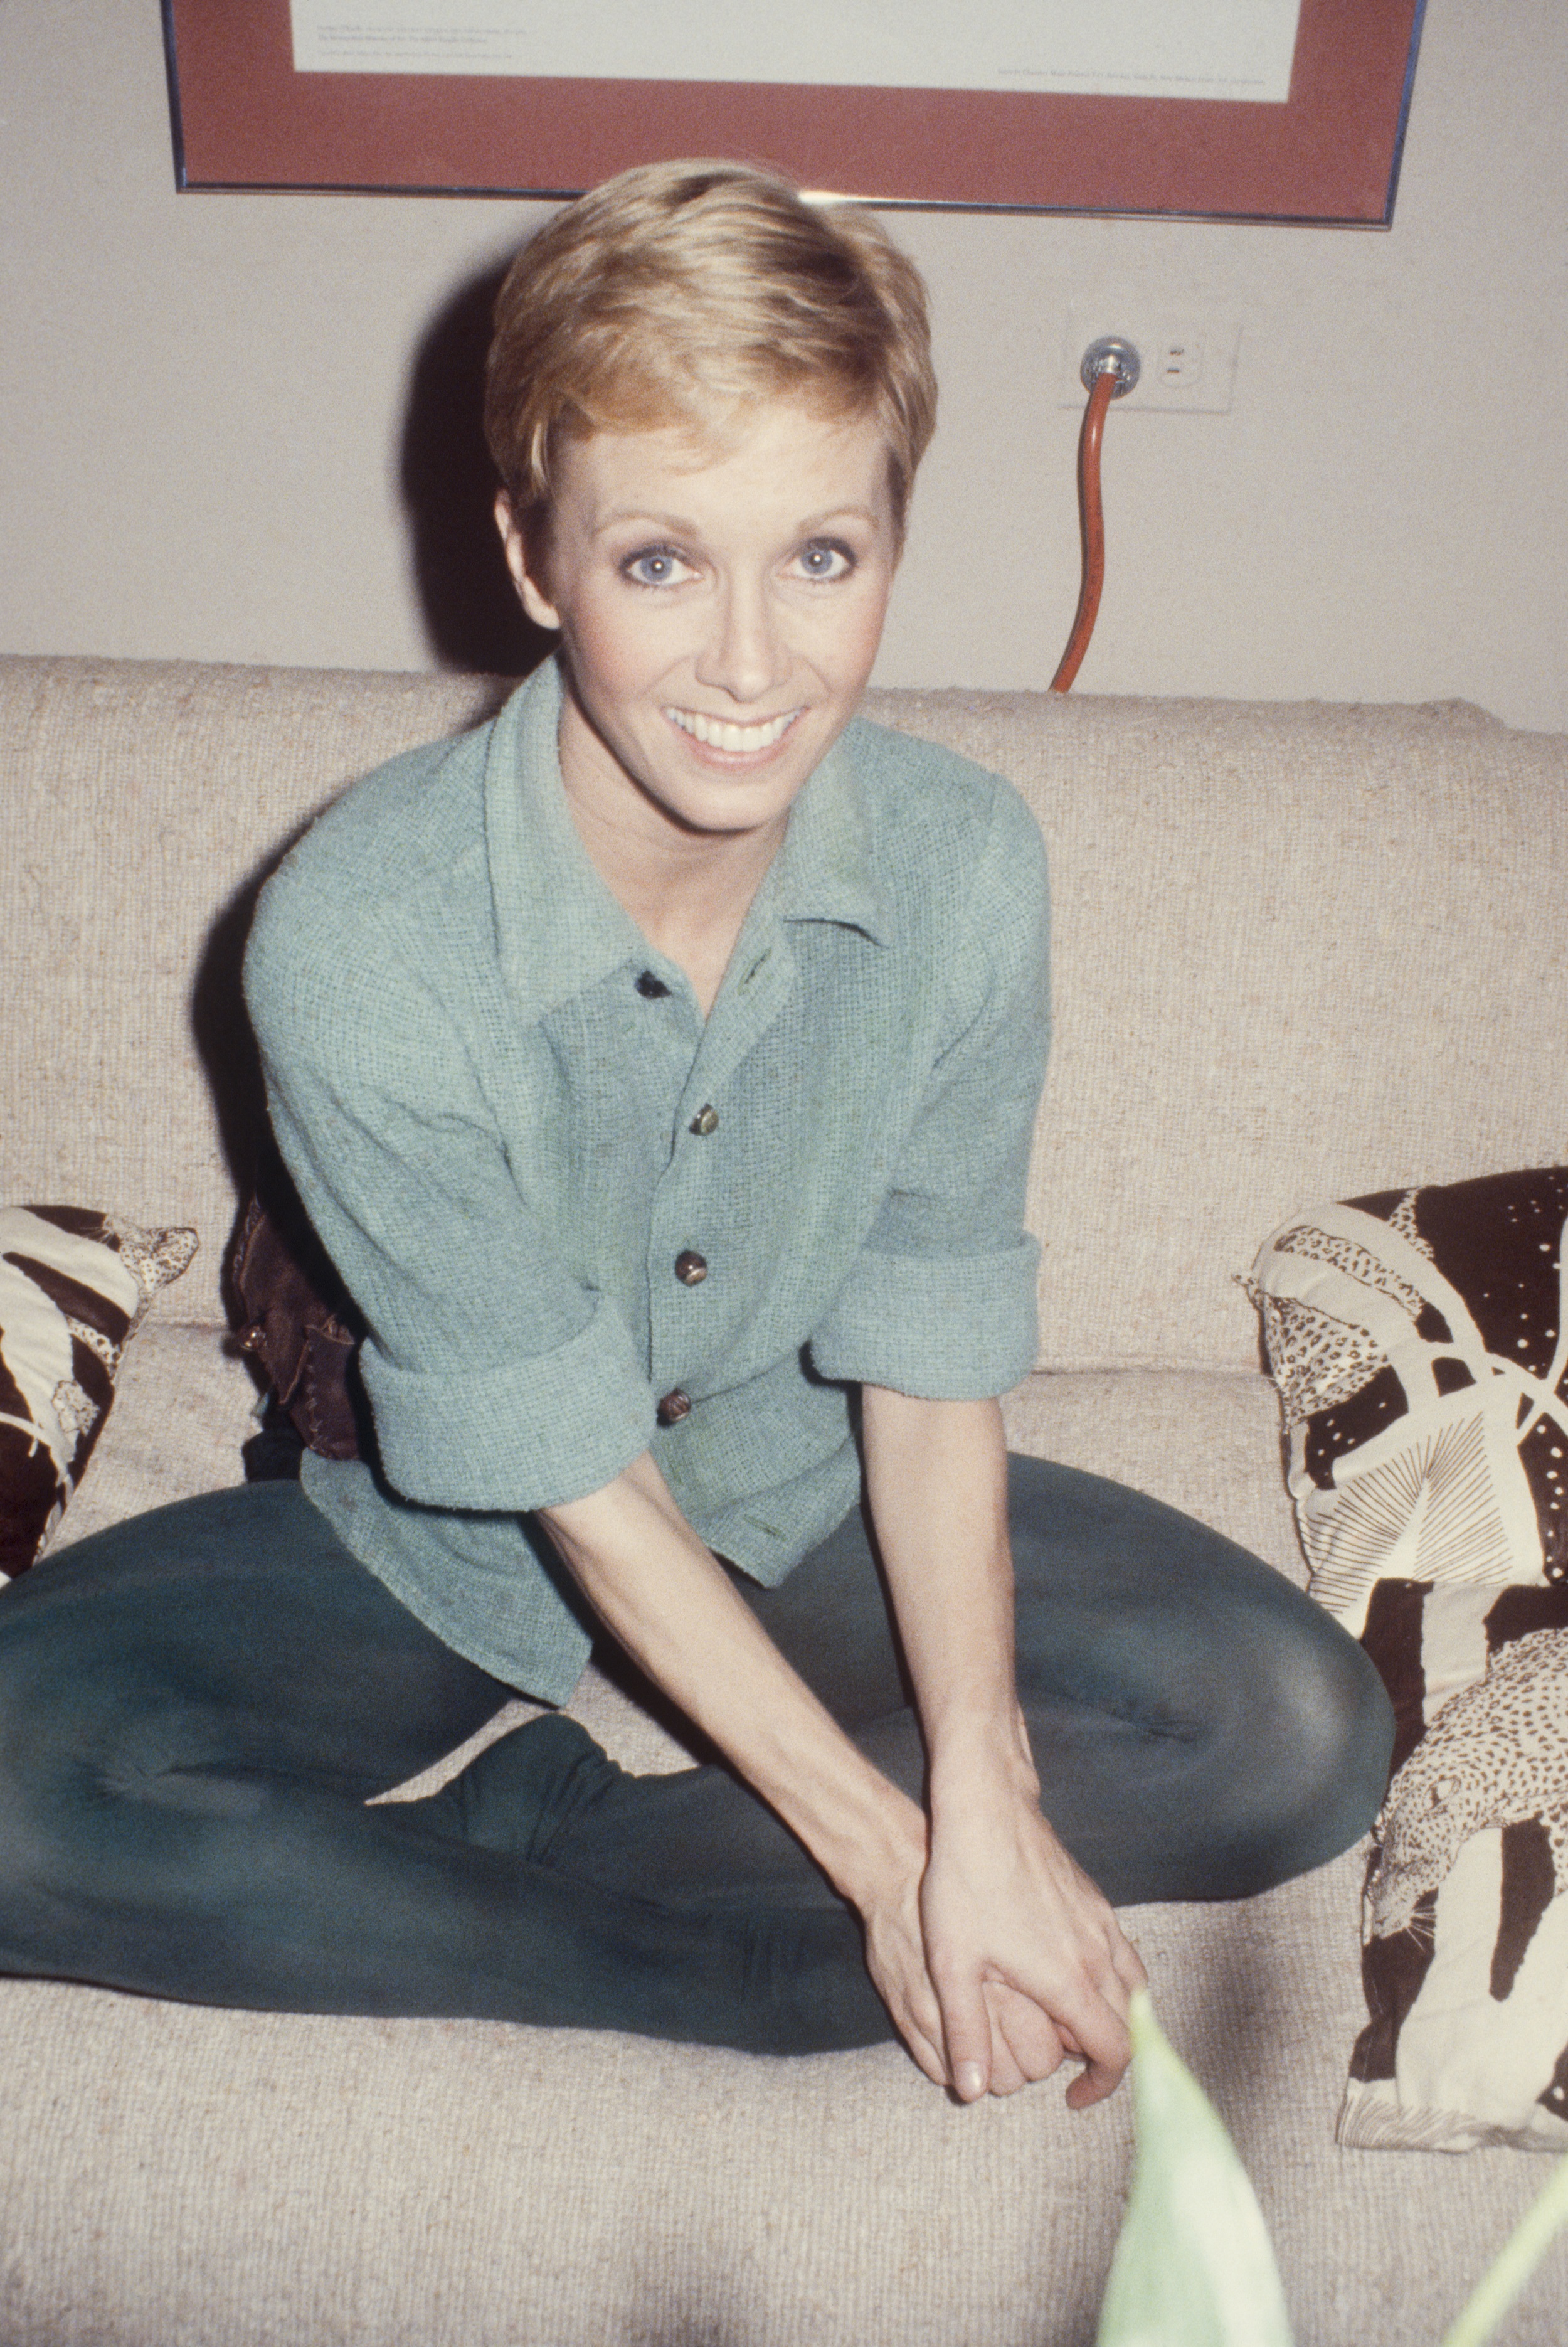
[1096,1989,1295,2347]
[1440,2152,1568,2347]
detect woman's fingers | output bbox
[937,1972,996,2102]
[985,1980,1066,2095]
[859,1892,960,2089]
[919,1823,1143,2105]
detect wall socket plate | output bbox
[1058,310,1241,413]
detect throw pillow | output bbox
[1246,1167,1568,2151]
[1246,1166,1568,1639]
[0,1205,198,1580]
[1345,1578,1568,2151]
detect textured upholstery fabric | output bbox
[862,688,1568,1375]
[7,657,1568,2344]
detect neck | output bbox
[556,702,788,1018]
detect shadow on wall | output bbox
[400,259,556,681]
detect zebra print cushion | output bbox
[0,1206,198,1581]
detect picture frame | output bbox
[163,0,1426,224]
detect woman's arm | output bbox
[538,1455,961,2085]
[860,1385,1147,2104]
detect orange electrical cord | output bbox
[1049,363,1118,693]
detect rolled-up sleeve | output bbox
[245,866,655,1513]
[808,784,1049,1399]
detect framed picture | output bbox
[163,0,1425,224]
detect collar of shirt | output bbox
[484,657,889,1027]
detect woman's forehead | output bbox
[551,400,896,524]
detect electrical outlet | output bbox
[1058,311,1241,413]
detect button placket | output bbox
[646,932,792,1415]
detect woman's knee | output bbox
[1185,1592,1393,1893]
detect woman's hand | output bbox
[843,1764,1146,2104]
[849,1812,953,2090]
[919,1757,1146,2104]
[859,1386,1148,2105]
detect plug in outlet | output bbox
[1060,311,1240,413]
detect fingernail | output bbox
[957,2062,985,2100]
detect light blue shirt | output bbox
[245,660,1049,1701]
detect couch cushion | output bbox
[864,687,1568,1375]
[46,1319,258,1551]
[0,1858,1563,2346]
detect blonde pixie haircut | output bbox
[484,159,936,540]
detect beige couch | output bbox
[4,653,1567,2346]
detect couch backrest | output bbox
[6,656,1567,1370]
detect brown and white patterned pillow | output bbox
[0,1206,198,1580]
[1347,1578,1568,2152]
[1247,1168,1568,2151]
[1246,1168,1568,1637]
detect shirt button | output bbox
[674,1250,708,1286]
[690,1105,719,1136]
[635,971,669,999]
[656,1388,692,1425]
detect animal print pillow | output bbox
[0,1205,198,1580]
[1345,1579,1568,2151]
[1245,1166,1568,1637]
[1247,1168,1568,2151]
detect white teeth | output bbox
[667,708,798,753]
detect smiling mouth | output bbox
[665,706,802,754]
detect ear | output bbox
[494,489,561,632]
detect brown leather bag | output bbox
[231,1163,365,1462]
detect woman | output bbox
[0,163,1392,2105]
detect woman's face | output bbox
[495,397,900,844]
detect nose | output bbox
[693,577,791,706]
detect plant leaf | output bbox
[1439,2152,1568,2347]
[1096,1989,1295,2347]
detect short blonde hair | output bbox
[484,160,936,538]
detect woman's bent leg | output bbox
[0,1485,886,2051]
[526,1457,1392,1913]
[0,1459,1389,2041]
[999,1455,1393,1902]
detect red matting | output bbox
[164,0,1424,223]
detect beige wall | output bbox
[3,2,1565,730]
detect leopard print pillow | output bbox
[1345,1578,1568,2153]
[0,1205,197,1580]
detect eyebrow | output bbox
[592,505,882,539]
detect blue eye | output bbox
[622,546,691,588]
[797,540,854,581]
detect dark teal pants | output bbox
[0,1461,1392,2052]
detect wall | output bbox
[2,2,1564,729]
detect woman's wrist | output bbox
[926,1703,1042,1826]
[812,1770,928,1914]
